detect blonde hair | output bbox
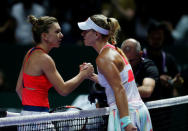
[28,15,58,44]
[90,14,121,45]
[90,14,127,60]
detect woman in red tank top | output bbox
[16,15,94,114]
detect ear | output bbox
[41,32,48,41]
[95,32,102,39]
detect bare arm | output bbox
[89,73,99,83]
[42,55,93,96]
[16,53,28,101]
[16,66,23,101]
[138,78,155,98]
[80,63,99,83]
[96,56,129,118]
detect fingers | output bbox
[80,63,88,71]
[87,64,94,75]
[81,63,93,71]
[80,62,94,78]
[160,74,172,81]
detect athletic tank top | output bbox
[22,47,52,108]
[97,44,143,108]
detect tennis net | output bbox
[146,95,188,131]
[0,95,188,131]
[0,107,109,131]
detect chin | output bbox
[84,42,92,47]
[84,42,89,46]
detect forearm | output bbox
[115,87,129,118]
[16,87,22,101]
[138,85,152,98]
[63,73,85,95]
[89,73,99,83]
[16,69,23,101]
[138,78,155,98]
[138,86,153,98]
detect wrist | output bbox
[120,116,131,129]
[78,71,86,81]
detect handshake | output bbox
[79,62,95,79]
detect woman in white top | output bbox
[78,14,152,131]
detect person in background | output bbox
[11,0,46,45]
[143,21,184,98]
[78,14,152,131]
[101,0,136,46]
[16,15,94,116]
[0,69,11,92]
[121,38,160,102]
[0,1,16,44]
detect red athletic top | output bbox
[22,47,52,108]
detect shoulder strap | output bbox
[102,44,129,65]
[22,47,46,88]
[23,47,46,70]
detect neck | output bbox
[36,43,50,53]
[94,41,109,54]
[132,57,142,69]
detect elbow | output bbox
[16,86,22,100]
[16,87,20,94]
[139,86,154,98]
[144,91,152,98]
[144,87,154,98]
[140,91,152,98]
[147,85,155,97]
[61,88,71,96]
[15,88,18,93]
[55,86,70,96]
[59,89,69,96]
[60,92,69,96]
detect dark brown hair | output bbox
[28,15,58,44]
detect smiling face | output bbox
[43,22,63,48]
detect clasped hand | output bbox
[79,62,94,78]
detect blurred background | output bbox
[0,0,188,112]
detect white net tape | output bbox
[0,107,109,127]
[0,95,188,127]
[145,95,188,109]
